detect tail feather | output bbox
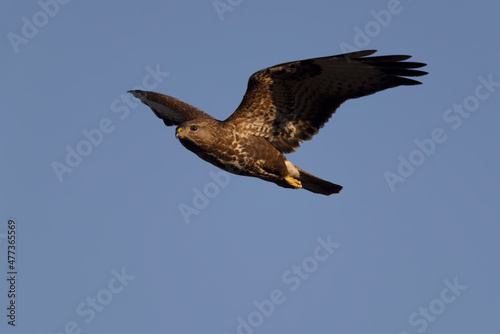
[297,168,343,196]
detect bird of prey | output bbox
[129,50,427,195]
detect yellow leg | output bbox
[285,176,302,189]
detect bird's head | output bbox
[175,122,201,140]
[175,119,219,149]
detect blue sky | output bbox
[1,0,499,333]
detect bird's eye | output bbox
[190,125,198,131]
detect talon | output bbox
[285,176,302,189]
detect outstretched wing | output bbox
[225,50,427,153]
[128,90,215,126]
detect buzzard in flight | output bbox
[129,50,427,195]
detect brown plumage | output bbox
[129,50,427,195]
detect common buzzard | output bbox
[129,50,427,195]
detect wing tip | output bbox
[128,89,145,98]
[357,51,429,82]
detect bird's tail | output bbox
[297,168,343,196]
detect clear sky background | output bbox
[1,0,499,333]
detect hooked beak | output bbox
[175,127,189,139]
